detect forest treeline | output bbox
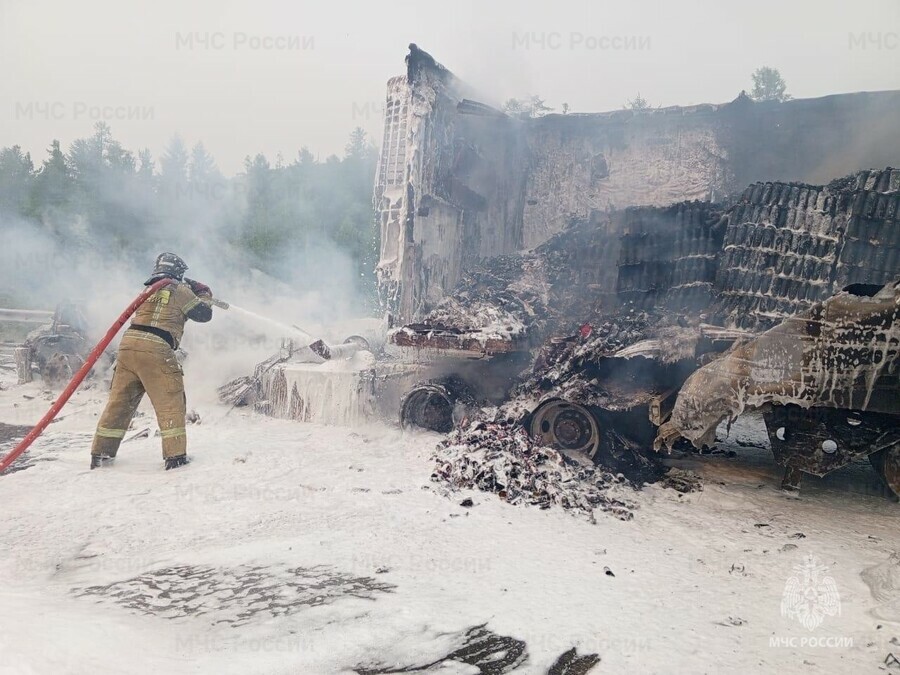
[0,122,380,309]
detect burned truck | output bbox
[6,302,94,388]
[226,46,900,498]
[367,46,900,498]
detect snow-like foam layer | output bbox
[260,351,377,426]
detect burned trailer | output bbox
[226,47,900,495]
[391,169,900,497]
[372,45,900,493]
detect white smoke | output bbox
[0,146,378,405]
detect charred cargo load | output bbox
[714,169,900,330]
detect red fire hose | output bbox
[0,278,171,475]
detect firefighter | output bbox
[91,253,213,470]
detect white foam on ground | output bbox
[0,383,898,674]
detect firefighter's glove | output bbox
[188,279,213,298]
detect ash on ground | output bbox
[73,564,395,627]
[659,467,704,494]
[432,420,639,522]
[0,422,48,475]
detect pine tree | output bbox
[188,142,218,184]
[137,149,155,180]
[159,135,189,197]
[344,127,369,161]
[625,93,652,111]
[0,145,34,214]
[30,140,71,215]
[750,67,791,102]
[296,147,315,166]
[105,140,135,174]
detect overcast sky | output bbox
[2,0,898,175]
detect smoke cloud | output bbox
[0,129,379,403]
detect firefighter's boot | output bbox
[90,454,115,470]
[165,455,190,470]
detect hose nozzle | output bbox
[185,277,229,309]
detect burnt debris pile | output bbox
[433,418,638,522]
[396,200,726,355]
[11,302,96,388]
[401,213,628,352]
[522,311,658,395]
[409,255,534,346]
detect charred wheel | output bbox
[400,378,475,434]
[528,399,601,459]
[41,351,85,388]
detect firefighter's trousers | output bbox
[91,339,186,459]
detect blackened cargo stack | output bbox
[615,202,724,313]
[405,213,624,350]
[714,181,838,330]
[395,167,899,353]
[835,168,900,289]
[713,168,900,331]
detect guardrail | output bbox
[0,308,53,324]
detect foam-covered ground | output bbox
[0,372,898,674]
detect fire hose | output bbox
[0,278,228,475]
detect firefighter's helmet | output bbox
[145,252,188,285]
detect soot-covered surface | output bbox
[355,624,600,674]
[0,422,46,474]
[74,564,395,627]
